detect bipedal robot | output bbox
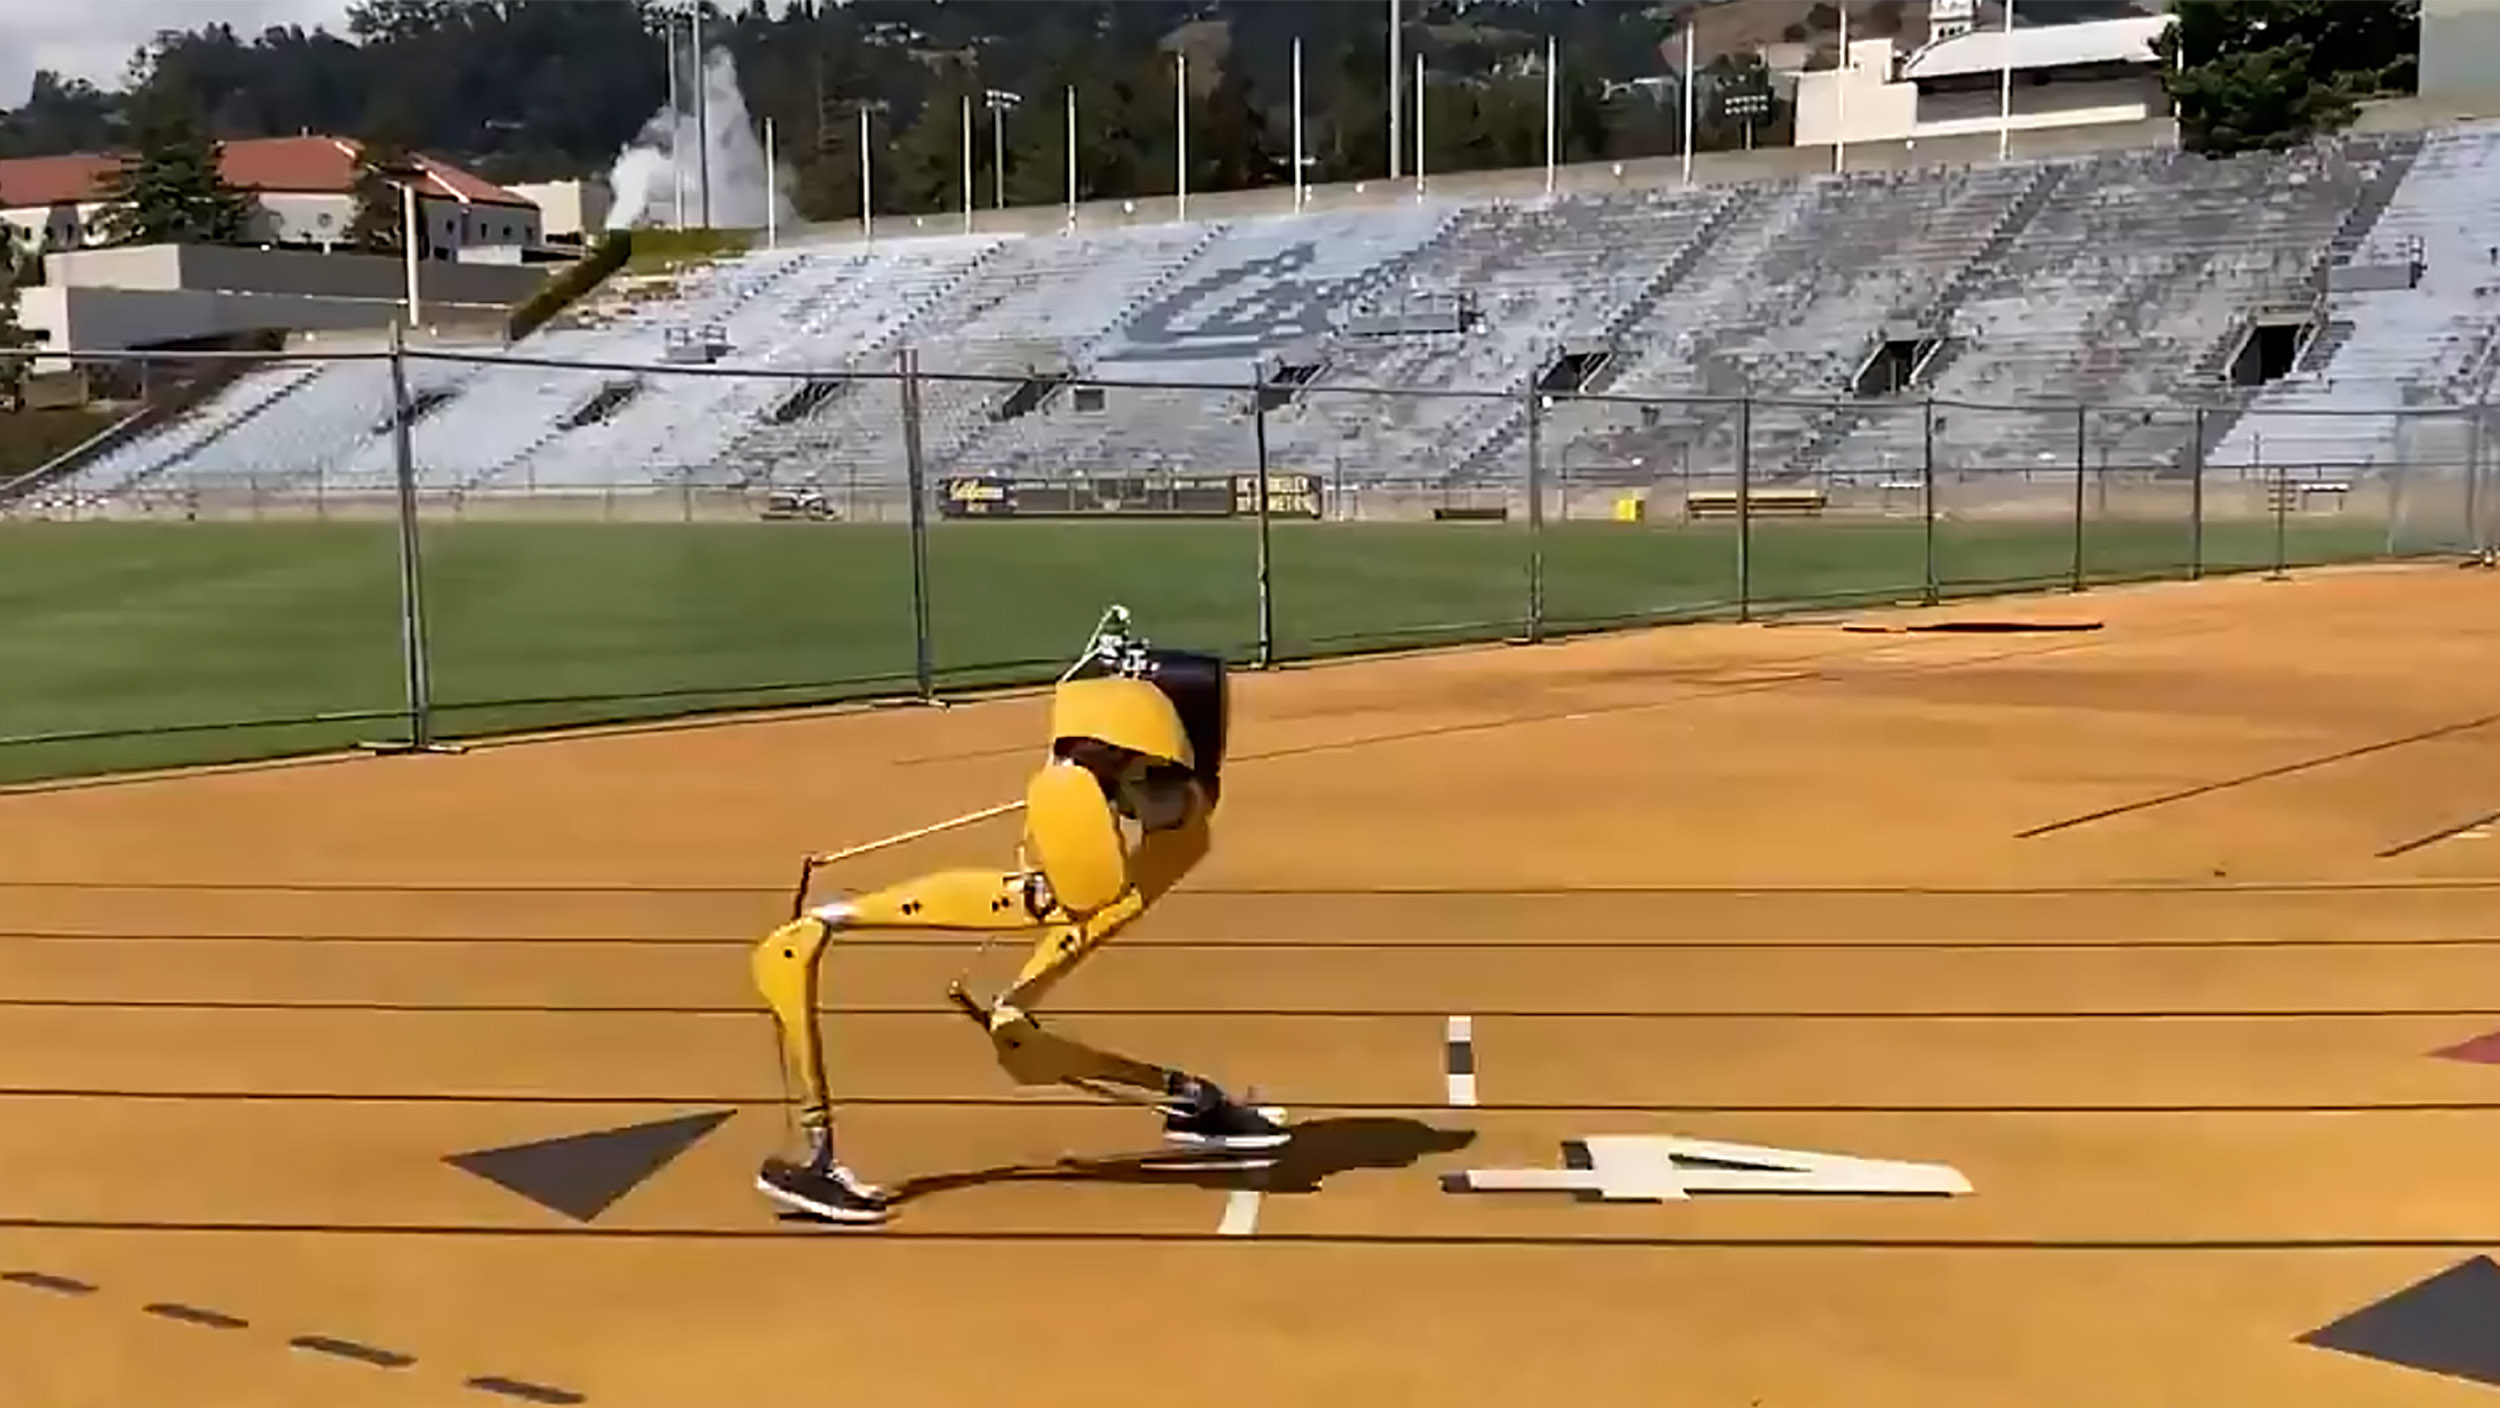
[751,606,1287,1225]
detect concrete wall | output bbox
[790,111,2191,250]
[22,285,427,359]
[789,96,2475,255]
[44,242,543,305]
[3,192,538,255]
[1794,36,2167,147]
[1795,38,1921,147]
[1914,75,2167,137]
[23,245,545,358]
[2423,0,2500,118]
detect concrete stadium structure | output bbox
[33,118,2500,506]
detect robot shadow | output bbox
[870,1115,1478,1208]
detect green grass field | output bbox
[0,512,2403,784]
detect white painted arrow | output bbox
[1450,1135,1974,1203]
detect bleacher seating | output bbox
[45,119,2500,503]
[2210,126,2500,475]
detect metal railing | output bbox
[1,337,2490,785]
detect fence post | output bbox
[1736,391,1754,622]
[1921,395,1938,605]
[1251,369,1277,668]
[360,324,455,757]
[2269,452,2291,581]
[2189,405,2206,580]
[1524,384,1546,643]
[899,347,937,700]
[2070,403,2087,592]
[2460,405,2480,560]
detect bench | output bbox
[2264,478,2353,511]
[1683,488,1828,521]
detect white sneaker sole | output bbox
[756,1173,891,1225]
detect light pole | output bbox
[1291,37,1306,211]
[984,87,1021,209]
[665,6,684,229]
[1387,0,1401,182]
[692,0,711,227]
[1725,89,1770,152]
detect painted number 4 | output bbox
[1444,1135,1974,1203]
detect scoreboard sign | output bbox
[940,473,1321,520]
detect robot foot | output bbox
[757,1153,891,1225]
[1159,1078,1290,1153]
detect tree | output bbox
[2155,0,2421,156]
[1196,63,1280,193]
[92,94,259,246]
[888,65,987,215]
[347,122,429,255]
[0,227,28,415]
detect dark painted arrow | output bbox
[2298,1255,2500,1390]
[445,1110,735,1223]
[2433,1030,2500,1065]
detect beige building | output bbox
[506,179,614,244]
[1791,7,2176,152]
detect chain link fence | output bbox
[0,341,2490,783]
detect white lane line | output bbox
[1217,1187,1263,1236]
[1446,1014,1478,1107]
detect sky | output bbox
[0,0,357,106]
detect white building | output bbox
[0,134,543,260]
[1792,7,2176,150]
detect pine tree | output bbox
[92,93,258,246]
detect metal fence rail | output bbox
[1,337,2491,784]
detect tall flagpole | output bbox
[1543,35,1558,197]
[1291,38,1306,211]
[764,117,777,247]
[1997,0,2016,160]
[1388,0,1401,182]
[960,92,974,235]
[1834,3,1849,174]
[1065,84,1078,232]
[1681,20,1697,186]
[858,105,873,244]
[693,1,711,227]
[1414,51,1425,197]
[1176,50,1189,223]
[400,182,421,326]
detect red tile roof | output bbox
[0,135,533,211]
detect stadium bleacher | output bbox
[41,119,2500,503]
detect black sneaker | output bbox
[756,1157,891,1224]
[1162,1095,1291,1152]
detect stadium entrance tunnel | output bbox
[998,371,1072,421]
[376,386,456,433]
[2226,312,2318,387]
[566,379,643,429]
[770,377,844,425]
[1853,328,1945,397]
[1538,348,1612,395]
